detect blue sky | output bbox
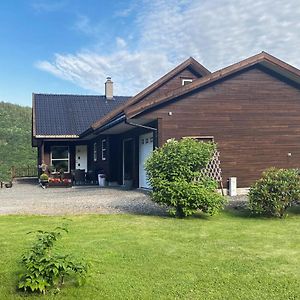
[1,0,300,107]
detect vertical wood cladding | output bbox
[140,66,300,187]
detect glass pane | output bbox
[52,146,69,159]
[102,149,107,160]
[102,139,107,149]
[93,143,97,161]
[52,160,69,172]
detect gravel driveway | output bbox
[0,178,166,216]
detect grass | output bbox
[0,207,299,299]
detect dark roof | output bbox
[33,94,131,137]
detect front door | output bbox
[75,145,88,172]
[139,132,153,188]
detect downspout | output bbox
[125,119,158,149]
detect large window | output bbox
[51,146,69,172]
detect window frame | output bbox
[183,136,214,142]
[93,142,97,162]
[181,78,193,86]
[50,146,70,173]
[101,139,107,161]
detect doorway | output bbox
[139,132,153,188]
[123,139,135,186]
[75,145,88,172]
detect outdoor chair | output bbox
[86,170,97,184]
[73,169,86,185]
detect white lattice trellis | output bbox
[200,151,222,182]
[197,151,224,195]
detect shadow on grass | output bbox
[222,206,255,219]
[223,203,300,219]
[287,205,300,215]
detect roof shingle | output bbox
[33,94,131,136]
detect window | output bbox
[182,78,193,86]
[183,136,214,142]
[93,142,97,162]
[101,139,107,160]
[51,146,69,172]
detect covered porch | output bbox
[37,117,160,188]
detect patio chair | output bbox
[86,170,97,184]
[73,169,86,185]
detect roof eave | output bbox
[125,52,300,119]
[91,57,210,130]
[34,135,80,139]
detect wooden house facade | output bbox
[32,52,300,188]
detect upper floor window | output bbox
[101,139,107,161]
[182,78,193,86]
[93,142,97,162]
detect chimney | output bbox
[105,77,113,100]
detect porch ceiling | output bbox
[99,117,157,134]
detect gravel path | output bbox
[0,178,166,216]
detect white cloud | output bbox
[36,0,300,95]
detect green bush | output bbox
[39,173,49,181]
[248,167,300,217]
[18,226,88,294]
[145,138,226,217]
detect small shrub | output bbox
[145,138,226,217]
[18,226,88,294]
[248,167,300,217]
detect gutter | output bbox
[125,119,158,149]
[80,114,126,138]
[95,114,126,134]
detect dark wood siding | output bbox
[138,68,201,105]
[88,136,110,176]
[139,66,300,187]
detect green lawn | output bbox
[0,208,299,299]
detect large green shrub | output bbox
[145,138,226,217]
[248,167,300,217]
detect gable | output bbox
[139,66,300,123]
[136,66,203,106]
[91,57,210,130]
[125,52,300,119]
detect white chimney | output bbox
[105,77,113,100]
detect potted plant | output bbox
[39,173,49,188]
[59,168,65,180]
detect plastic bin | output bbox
[229,177,237,196]
[98,174,106,187]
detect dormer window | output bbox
[182,78,193,86]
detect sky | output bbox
[0,0,300,107]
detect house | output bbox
[32,52,300,189]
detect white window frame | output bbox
[93,142,97,162]
[182,78,193,86]
[101,139,107,161]
[50,146,70,173]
